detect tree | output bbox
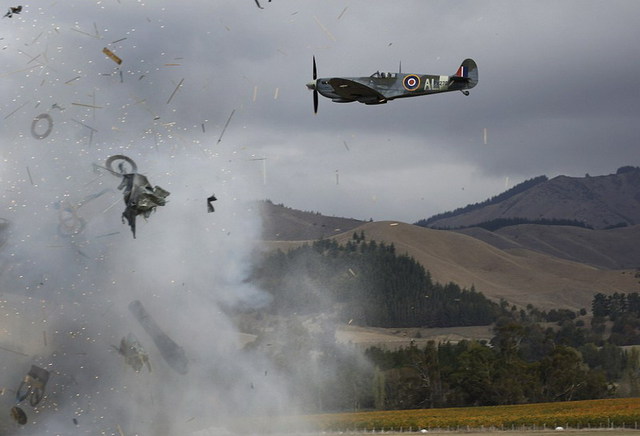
[540,346,588,401]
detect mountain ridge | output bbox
[420,167,640,230]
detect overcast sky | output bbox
[2,0,640,223]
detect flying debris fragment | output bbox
[129,300,189,375]
[16,365,50,407]
[112,333,151,372]
[207,194,217,213]
[10,406,27,425]
[102,47,122,65]
[217,109,235,143]
[254,0,271,9]
[104,155,169,238]
[30,113,53,139]
[3,5,22,18]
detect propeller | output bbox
[312,56,318,113]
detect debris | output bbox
[112,333,151,372]
[337,6,348,20]
[71,119,98,133]
[201,123,205,133]
[95,231,120,239]
[26,166,33,185]
[207,194,217,213]
[0,344,29,356]
[71,102,103,109]
[3,6,22,18]
[343,140,349,151]
[254,0,271,9]
[16,365,49,407]
[129,300,188,375]
[111,37,127,44]
[273,87,279,99]
[102,47,122,65]
[104,155,169,238]
[313,15,337,42]
[217,109,235,144]
[3,100,30,120]
[51,103,65,111]
[483,127,488,144]
[71,25,99,38]
[166,78,184,104]
[30,113,53,139]
[73,418,78,425]
[65,76,81,84]
[10,406,27,425]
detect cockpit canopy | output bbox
[370,71,398,79]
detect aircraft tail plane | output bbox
[453,58,478,88]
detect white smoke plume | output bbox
[0,2,307,434]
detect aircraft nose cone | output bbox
[306,81,316,90]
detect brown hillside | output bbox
[263,221,640,311]
[259,200,364,241]
[426,169,640,230]
[456,224,640,270]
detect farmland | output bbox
[229,398,640,434]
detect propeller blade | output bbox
[313,90,318,114]
[313,56,317,80]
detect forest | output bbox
[243,234,640,413]
[251,233,504,328]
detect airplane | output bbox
[306,57,478,113]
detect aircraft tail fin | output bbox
[453,58,478,88]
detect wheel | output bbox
[105,155,137,175]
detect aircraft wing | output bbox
[328,78,387,103]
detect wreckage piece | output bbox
[102,47,122,65]
[106,154,137,175]
[112,333,151,372]
[129,300,188,375]
[104,155,169,238]
[254,0,271,9]
[3,6,22,18]
[16,365,49,407]
[31,113,53,139]
[207,194,217,213]
[10,406,27,425]
[118,173,169,238]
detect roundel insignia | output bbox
[402,74,420,91]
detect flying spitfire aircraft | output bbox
[306,57,478,113]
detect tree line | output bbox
[244,235,640,413]
[250,233,504,328]
[591,292,640,346]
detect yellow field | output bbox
[301,398,640,432]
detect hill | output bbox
[264,221,640,311]
[455,224,640,269]
[259,200,364,241]
[420,167,640,230]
